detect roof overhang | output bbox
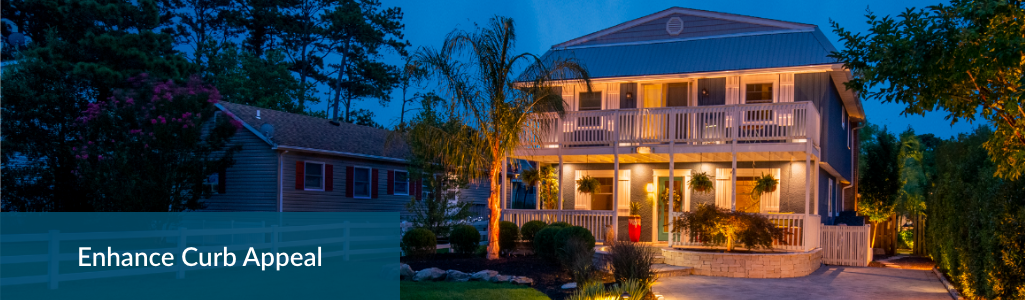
[828,71,866,121]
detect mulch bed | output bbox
[869,255,936,270]
[402,254,576,300]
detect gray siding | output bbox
[579,13,784,47]
[281,152,412,215]
[204,129,279,212]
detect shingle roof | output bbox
[539,30,838,80]
[218,102,409,160]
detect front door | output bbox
[657,176,683,241]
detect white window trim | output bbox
[739,74,779,104]
[393,170,409,196]
[303,161,326,192]
[353,166,372,199]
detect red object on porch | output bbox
[628,216,641,242]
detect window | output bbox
[590,178,614,210]
[827,178,834,217]
[394,170,409,195]
[841,107,847,128]
[666,83,689,107]
[578,91,602,111]
[304,162,325,190]
[745,83,773,104]
[205,173,220,194]
[353,167,370,198]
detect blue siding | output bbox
[795,72,853,182]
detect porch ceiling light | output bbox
[636,146,651,154]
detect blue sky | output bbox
[318,0,979,138]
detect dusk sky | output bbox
[320,0,980,138]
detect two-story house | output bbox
[500,7,864,249]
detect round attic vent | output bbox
[666,17,684,35]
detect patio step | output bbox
[653,255,665,264]
[652,264,692,277]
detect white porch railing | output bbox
[520,102,820,148]
[670,213,821,252]
[501,209,615,242]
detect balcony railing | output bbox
[520,102,820,149]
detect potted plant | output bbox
[751,173,779,199]
[576,175,600,194]
[628,201,642,242]
[689,172,714,194]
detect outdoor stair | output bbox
[653,255,665,264]
[651,264,692,277]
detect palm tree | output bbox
[408,16,590,259]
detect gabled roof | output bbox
[553,7,819,49]
[217,102,409,161]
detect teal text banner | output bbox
[1,212,399,300]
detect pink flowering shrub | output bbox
[74,74,240,211]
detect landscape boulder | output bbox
[445,270,471,282]
[511,276,534,286]
[413,267,446,282]
[471,270,499,282]
[492,275,512,283]
[399,264,415,280]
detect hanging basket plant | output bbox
[576,175,601,194]
[751,173,779,199]
[689,172,715,194]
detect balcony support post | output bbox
[502,156,508,210]
[558,155,564,210]
[805,142,812,216]
[611,111,620,242]
[731,107,738,212]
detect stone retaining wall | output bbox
[661,248,821,278]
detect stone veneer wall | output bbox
[661,248,822,278]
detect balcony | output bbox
[520,102,820,150]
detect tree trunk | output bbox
[486,163,502,260]
[331,42,348,121]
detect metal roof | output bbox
[538,30,839,80]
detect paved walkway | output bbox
[653,266,951,300]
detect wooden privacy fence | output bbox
[0,221,397,289]
[820,224,872,267]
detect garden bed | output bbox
[402,254,579,300]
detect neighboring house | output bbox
[204,102,488,217]
[502,7,864,246]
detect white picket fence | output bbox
[501,209,615,242]
[0,221,398,289]
[820,224,873,267]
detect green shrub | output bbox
[401,228,436,258]
[533,226,562,261]
[607,240,657,284]
[555,226,595,263]
[562,237,596,284]
[450,225,481,255]
[672,204,784,251]
[498,221,520,252]
[520,220,547,242]
[548,221,572,228]
[898,230,914,250]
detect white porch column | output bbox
[502,157,508,210]
[731,152,738,212]
[612,155,620,242]
[813,157,820,216]
[805,151,812,215]
[558,155,564,210]
[667,152,675,247]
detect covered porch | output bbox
[500,149,823,252]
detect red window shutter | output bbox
[415,179,422,201]
[325,164,334,191]
[295,161,305,190]
[387,170,394,195]
[345,166,354,198]
[371,169,379,199]
[217,170,226,194]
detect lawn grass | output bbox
[400,281,550,300]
